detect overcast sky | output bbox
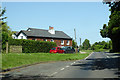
[2,2,110,45]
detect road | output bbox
[1,52,120,79]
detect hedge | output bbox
[8,39,57,53]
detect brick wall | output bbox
[28,37,72,47]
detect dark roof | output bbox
[18,28,72,39]
[13,31,19,35]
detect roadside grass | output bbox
[92,49,109,52]
[2,52,91,70]
[80,50,93,53]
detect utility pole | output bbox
[74,28,76,43]
[74,28,77,53]
[80,38,81,47]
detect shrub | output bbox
[8,39,57,53]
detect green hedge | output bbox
[8,39,57,53]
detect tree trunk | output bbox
[111,37,120,52]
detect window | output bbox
[32,38,35,40]
[67,40,70,45]
[61,40,64,45]
[32,38,37,41]
[21,36,23,39]
[43,39,47,41]
[51,39,54,42]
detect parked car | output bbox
[62,46,75,53]
[49,47,64,53]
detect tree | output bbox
[0,7,12,51]
[100,0,120,52]
[82,39,91,50]
[91,41,111,51]
[72,40,77,48]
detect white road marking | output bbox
[50,72,58,76]
[84,52,94,60]
[71,63,73,65]
[73,62,76,63]
[61,68,65,70]
[107,56,110,58]
[66,66,70,68]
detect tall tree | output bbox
[82,39,91,50]
[0,7,12,51]
[100,0,120,52]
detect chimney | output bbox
[48,26,55,34]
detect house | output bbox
[12,26,72,47]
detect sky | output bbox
[2,2,111,45]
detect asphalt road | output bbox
[1,52,120,80]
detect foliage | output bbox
[91,41,112,52]
[0,7,7,21]
[0,7,12,52]
[100,1,120,52]
[82,39,91,50]
[2,53,89,70]
[72,40,77,48]
[2,22,12,51]
[8,39,57,53]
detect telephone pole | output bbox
[74,28,77,53]
[74,28,76,43]
[80,38,81,47]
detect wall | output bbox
[9,45,22,53]
[12,34,17,39]
[28,37,72,47]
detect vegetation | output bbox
[0,7,12,52]
[100,0,120,52]
[8,39,57,53]
[2,52,90,70]
[80,50,93,53]
[72,40,77,48]
[91,41,112,52]
[81,39,91,50]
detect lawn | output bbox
[1,52,91,70]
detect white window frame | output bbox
[61,40,64,45]
[51,39,54,42]
[43,39,47,41]
[67,40,70,45]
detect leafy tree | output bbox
[82,39,91,50]
[0,7,12,51]
[100,0,120,52]
[72,40,77,48]
[91,41,111,51]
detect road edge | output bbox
[84,52,94,60]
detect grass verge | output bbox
[2,52,91,70]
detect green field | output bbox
[1,51,92,70]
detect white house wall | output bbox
[17,32,27,39]
[12,34,17,39]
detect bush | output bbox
[8,39,57,53]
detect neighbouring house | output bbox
[12,26,72,47]
[12,31,19,39]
